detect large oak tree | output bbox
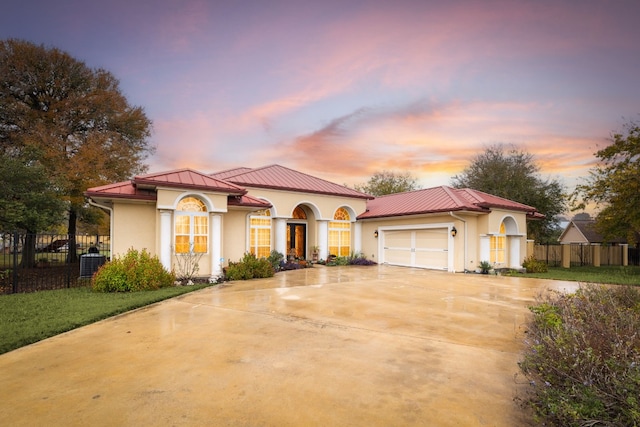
[354,170,420,196]
[1,39,154,260]
[451,144,567,243]
[573,120,640,245]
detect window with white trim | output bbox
[328,207,351,256]
[249,209,271,258]
[490,222,506,264]
[175,197,208,253]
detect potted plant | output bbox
[311,245,320,262]
[478,261,492,274]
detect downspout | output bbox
[449,211,468,272]
[88,198,114,259]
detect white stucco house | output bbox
[85,164,542,279]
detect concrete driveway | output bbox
[0,265,579,426]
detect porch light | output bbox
[451,226,457,237]
[374,230,379,238]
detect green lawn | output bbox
[509,265,640,286]
[0,283,213,354]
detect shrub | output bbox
[348,252,377,266]
[478,260,492,273]
[279,261,305,270]
[92,248,175,292]
[267,250,284,272]
[518,285,640,426]
[522,255,548,273]
[326,252,377,266]
[225,252,274,281]
[173,244,204,282]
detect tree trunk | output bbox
[67,208,78,262]
[19,233,37,268]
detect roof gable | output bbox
[134,169,246,194]
[558,220,628,244]
[212,164,372,199]
[358,186,540,219]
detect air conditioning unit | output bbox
[80,253,106,278]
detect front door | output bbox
[286,223,306,259]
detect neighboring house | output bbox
[558,220,626,245]
[85,164,542,278]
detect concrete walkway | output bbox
[0,265,579,426]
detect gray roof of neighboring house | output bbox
[558,220,627,244]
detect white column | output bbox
[210,213,223,278]
[509,236,521,268]
[317,220,329,259]
[159,210,173,271]
[353,221,362,254]
[479,236,490,267]
[274,218,287,256]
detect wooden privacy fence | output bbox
[533,243,638,267]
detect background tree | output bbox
[354,170,420,196]
[451,144,567,242]
[0,156,65,266]
[0,39,154,259]
[573,120,640,245]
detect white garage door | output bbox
[382,228,449,270]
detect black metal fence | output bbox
[1,232,110,294]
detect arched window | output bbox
[292,206,307,219]
[250,209,271,258]
[490,222,506,264]
[175,197,208,253]
[329,207,351,256]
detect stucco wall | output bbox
[222,209,250,265]
[112,202,157,257]
[244,188,367,220]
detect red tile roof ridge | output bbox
[209,167,254,179]
[442,186,472,208]
[223,164,373,199]
[134,168,246,194]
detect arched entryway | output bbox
[487,216,521,268]
[287,206,307,259]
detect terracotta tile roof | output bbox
[357,186,541,219]
[84,181,157,201]
[212,164,372,199]
[227,194,272,208]
[134,169,246,194]
[85,169,248,202]
[454,188,538,212]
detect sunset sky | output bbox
[2,0,639,191]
